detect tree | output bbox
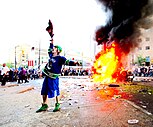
[6,62,14,68]
[137,56,146,66]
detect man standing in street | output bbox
[36,20,78,113]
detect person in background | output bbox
[9,68,14,82]
[18,67,29,83]
[1,63,9,86]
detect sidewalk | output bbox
[133,76,153,82]
[0,79,153,127]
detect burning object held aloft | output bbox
[92,0,153,83]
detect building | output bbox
[131,27,153,66]
[28,46,49,69]
[91,26,153,69]
[9,43,48,69]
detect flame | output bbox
[92,42,125,83]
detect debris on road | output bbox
[128,119,139,124]
[18,86,34,93]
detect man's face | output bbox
[52,47,58,54]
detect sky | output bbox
[0,0,109,64]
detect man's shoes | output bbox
[36,104,48,113]
[53,103,60,112]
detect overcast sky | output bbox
[0,0,109,64]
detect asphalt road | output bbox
[0,77,153,127]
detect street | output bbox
[0,77,153,127]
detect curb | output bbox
[123,99,152,116]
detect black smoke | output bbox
[95,0,153,50]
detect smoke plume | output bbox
[95,0,153,53]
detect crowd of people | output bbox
[0,64,40,86]
[132,65,153,77]
[1,63,153,86]
[0,63,91,86]
[61,67,90,76]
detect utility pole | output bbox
[15,45,19,70]
[38,41,41,70]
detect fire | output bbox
[92,42,125,83]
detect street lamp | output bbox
[15,45,19,70]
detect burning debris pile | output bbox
[92,43,127,83]
[92,0,153,83]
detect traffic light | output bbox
[22,50,24,54]
[21,50,25,57]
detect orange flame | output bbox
[92,42,125,83]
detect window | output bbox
[146,37,150,41]
[146,46,150,50]
[137,38,142,42]
[146,56,150,62]
[138,47,142,50]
